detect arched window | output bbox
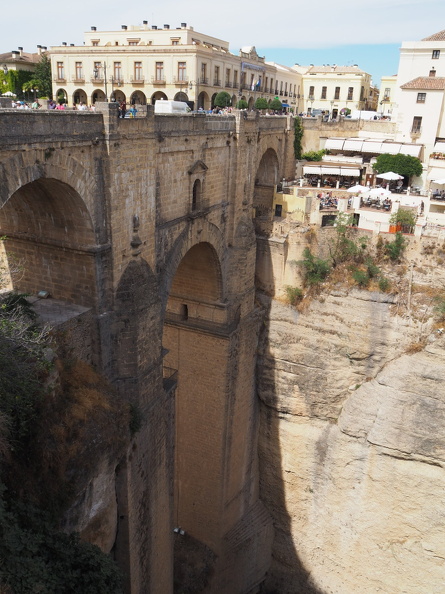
[192,179,201,211]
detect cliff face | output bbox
[257,290,445,594]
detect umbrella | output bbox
[376,171,403,181]
[431,178,445,185]
[369,187,391,199]
[347,184,369,193]
[1,91,16,97]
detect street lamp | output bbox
[307,95,314,115]
[189,80,200,110]
[93,62,108,101]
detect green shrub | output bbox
[299,248,331,286]
[378,276,391,292]
[365,258,380,279]
[285,286,303,305]
[301,149,326,162]
[236,99,248,109]
[434,294,445,321]
[385,232,407,261]
[352,268,370,287]
[254,97,269,110]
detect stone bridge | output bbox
[0,105,295,593]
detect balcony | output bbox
[213,79,221,86]
[411,126,422,137]
[151,76,166,85]
[130,75,145,84]
[90,75,104,84]
[72,75,85,84]
[225,81,232,88]
[172,76,188,86]
[53,76,66,84]
[232,82,238,89]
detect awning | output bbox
[282,103,290,107]
[400,144,422,157]
[324,138,346,150]
[428,167,445,180]
[381,142,402,154]
[343,139,364,151]
[341,168,360,177]
[434,141,445,152]
[303,165,322,175]
[362,140,383,153]
[321,167,341,175]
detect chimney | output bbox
[164,24,170,29]
[91,26,97,31]
[152,25,157,30]
[181,22,187,28]
[11,50,20,59]
[18,46,23,56]
[122,25,127,30]
[62,42,67,46]
[143,20,148,25]
[70,44,74,46]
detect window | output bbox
[177,62,187,82]
[172,40,179,45]
[430,69,436,77]
[214,66,220,85]
[192,179,201,210]
[417,92,426,103]
[334,86,340,100]
[56,62,65,80]
[92,41,99,47]
[347,87,354,100]
[233,70,238,86]
[321,86,327,99]
[75,62,83,80]
[265,77,268,92]
[383,88,390,99]
[201,63,207,83]
[412,116,422,133]
[114,62,122,81]
[225,68,230,85]
[270,78,273,92]
[309,85,315,99]
[128,40,139,46]
[93,62,103,79]
[134,62,142,80]
[155,61,164,81]
[360,86,365,101]
[432,50,440,59]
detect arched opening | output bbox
[192,179,202,211]
[130,90,146,105]
[197,91,209,110]
[55,88,67,104]
[151,91,168,104]
[163,242,228,583]
[248,96,255,110]
[111,90,126,104]
[231,94,237,107]
[0,178,98,308]
[72,88,87,106]
[174,91,189,103]
[253,148,279,220]
[92,89,105,103]
[211,93,218,109]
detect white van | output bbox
[154,100,190,114]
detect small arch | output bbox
[192,179,202,211]
[73,88,87,106]
[112,90,126,103]
[151,91,168,104]
[253,148,280,219]
[197,91,209,110]
[55,88,67,103]
[231,94,237,107]
[92,89,106,103]
[174,92,189,102]
[248,96,255,110]
[211,93,218,109]
[130,90,146,105]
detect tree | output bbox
[214,91,231,108]
[236,99,248,109]
[34,54,53,98]
[373,153,422,178]
[389,208,417,233]
[270,97,282,112]
[254,97,268,110]
[293,116,304,160]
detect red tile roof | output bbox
[400,76,445,90]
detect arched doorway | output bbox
[231,94,237,107]
[0,178,97,308]
[130,90,146,105]
[197,91,209,110]
[162,242,226,558]
[92,89,105,103]
[73,89,87,106]
[211,93,218,109]
[112,90,126,104]
[253,148,279,219]
[248,96,255,110]
[151,91,168,104]
[174,91,189,103]
[55,88,67,104]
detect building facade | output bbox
[49,23,303,110]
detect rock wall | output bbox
[257,289,445,594]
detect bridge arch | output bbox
[253,147,280,218]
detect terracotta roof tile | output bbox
[305,65,366,75]
[422,30,445,41]
[400,76,445,90]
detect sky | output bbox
[3,0,445,87]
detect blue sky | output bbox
[3,0,445,88]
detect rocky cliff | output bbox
[257,288,445,594]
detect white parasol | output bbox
[347,184,370,193]
[376,171,403,181]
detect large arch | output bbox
[174,91,189,103]
[92,89,105,103]
[0,178,98,307]
[151,91,168,104]
[197,91,209,110]
[253,148,280,219]
[73,88,87,105]
[111,90,126,103]
[130,90,146,105]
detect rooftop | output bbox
[422,29,445,41]
[400,76,445,90]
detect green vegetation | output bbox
[384,232,407,261]
[372,153,422,179]
[254,97,269,110]
[389,208,417,234]
[236,99,248,109]
[0,69,33,99]
[270,97,283,111]
[34,54,53,98]
[285,286,304,305]
[214,91,232,108]
[301,149,326,162]
[293,117,304,160]
[328,213,368,268]
[299,247,331,286]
